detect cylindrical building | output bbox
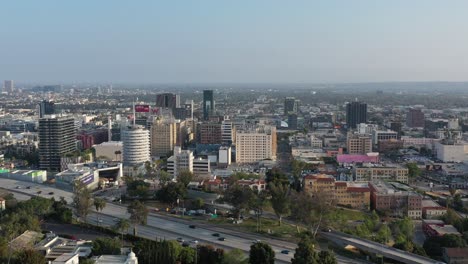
[122,125,150,166]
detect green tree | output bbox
[156,182,187,206]
[73,181,93,223]
[179,246,196,264]
[249,242,275,264]
[114,218,130,246]
[269,182,290,226]
[126,177,151,199]
[290,191,314,233]
[221,184,255,219]
[193,198,204,209]
[128,200,149,236]
[93,198,106,224]
[13,249,45,264]
[292,237,318,264]
[197,245,224,264]
[222,248,248,264]
[265,168,289,186]
[177,170,194,187]
[317,251,337,264]
[406,163,421,179]
[92,237,121,255]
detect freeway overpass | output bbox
[320,231,445,264]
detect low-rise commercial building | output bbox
[422,199,447,219]
[422,220,461,237]
[369,181,422,219]
[354,165,409,184]
[0,168,47,183]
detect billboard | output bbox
[135,105,150,112]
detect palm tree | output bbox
[114,150,122,161]
[114,219,130,246]
[93,198,107,225]
[127,200,148,236]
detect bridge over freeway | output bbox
[320,231,445,264]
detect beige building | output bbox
[150,118,177,158]
[354,165,409,184]
[235,125,277,163]
[303,174,370,210]
[347,133,372,154]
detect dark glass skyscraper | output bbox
[346,101,367,129]
[156,93,180,110]
[39,116,76,172]
[203,90,215,120]
[39,100,55,118]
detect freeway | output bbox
[321,231,444,264]
[2,178,365,264]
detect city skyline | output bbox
[2,1,468,83]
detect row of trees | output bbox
[0,195,74,264]
[221,168,335,236]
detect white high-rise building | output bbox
[122,125,150,166]
[221,119,235,145]
[167,146,194,178]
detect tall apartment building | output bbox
[221,120,235,145]
[406,108,425,128]
[203,90,215,120]
[235,125,277,163]
[354,165,409,183]
[121,125,150,166]
[303,174,370,210]
[3,80,14,93]
[369,181,422,219]
[150,118,177,158]
[39,115,76,172]
[284,97,299,115]
[347,132,372,154]
[346,101,367,129]
[200,122,222,144]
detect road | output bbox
[321,231,442,264]
[2,178,365,264]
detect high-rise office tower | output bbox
[346,101,367,129]
[150,118,177,158]
[156,93,180,110]
[39,100,55,118]
[406,108,425,128]
[284,97,299,115]
[203,90,215,120]
[39,115,76,172]
[121,125,150,166]
[3,80,14,93]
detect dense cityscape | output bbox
[0,81,467,264]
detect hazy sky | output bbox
[1,1,468,83]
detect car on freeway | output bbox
[218,237,226,241]
[189,225,196,229]
[176,237,184,243]
[48,192,54,195]
[26,186,31,189]
[37,191,42,194]
[98,218,103,223]
[281,250,290,255]
[113,218,119,222]
[212,233,220,237]
[252,239,261,243]
[182,242,190,247]
[190,240,198,244]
